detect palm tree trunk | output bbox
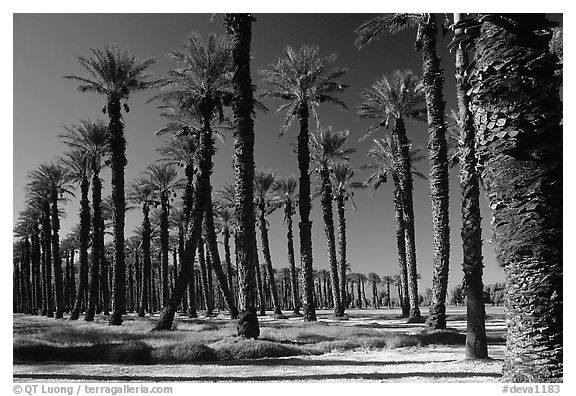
[285,203,300,315]
[107,97,126,326]
[223,228,234,297]
[99,218,110,315]
[225,13,260,338]
[470,15,562,381]
[296,102,316,321]
[393,119,421,320]
[69,248,76,311]
[254,241,266,315]
[421,14,451,330]
[138,204,152,317]
[32,227,42,315]
[320,166,343,317]
[197,237,212,315]
[49,191,64,319]
[336,192,348,313]
[203,200,239,318]
[64,250,70,312]
[160,196,170,307]
[258,203,283,317]
[454,14,488,360]
[85,170,102,322]
[392,177,410,317]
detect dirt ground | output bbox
[13,306,507,382]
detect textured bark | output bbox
[99,216,110,315]
[335,193,348,313]
[198,238,212,315]
[392,177,410,317]
[454,16,488,359]
[160,195,170,307]
[107,97,126,326]
[297,102,316,321]
[85,170,102,322]
[285,203,300,315]
[225,13,260,338]
[471,16,562,381]
[141,204,153,316]
[69,248,76,311]
[421,15,450,330]
[32,228,42,315]
[393,118,421,319]
[320,166,343,317]
[64,251,70,312]
[258,202,283,316]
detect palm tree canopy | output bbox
[309,127,356,170]
[157,134,198,170]
[362,134,426,193]
[59,118,110,172]
[151,32,233,121]
[64,44,158,102]
[355,13,422,49]
[143,164,185,200]
[330,163,365,210]
[259,45,348,135]
[127,177,159,207]
[254,169,280,213]
[26,163,75,204]
[367,272,381,284]
[59,150,92,186]
[357,70,427,140]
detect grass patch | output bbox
[210,337,309,360]
[152,341,218,363]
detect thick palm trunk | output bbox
[203,200,239,318]
[181,226,197,318]
[393,118,421,319]
[160,196,170,307]
[392,178,410,317]
[297,102,316,321]
[335,193,348,313]
[258,204,284,317]
[454,15,488,360]
[42,202,54,317]
[470,15,562,381]
[225,13,260,338]
[69,249,76,311]
[285,204,300,315]
[320,166,343,317]
[198,238,212,315]
[420,14,451,330]
[85,171,102,321]
[107,98,126,326]
[64,251,70,312]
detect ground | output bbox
[13,306,506,382]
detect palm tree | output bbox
[358,70,427,320]
[213,197,236,297]
[127,177,158,317]
[143,164,183,307]
[272,175,301,315]
[60,150,91,320]
[330,163,365,312]
[260,45,347,321]
[367,272,381,308]
[224,13,260,338]
[27,163,74,319]
[447,13,489,360]
[152,33,239,330]
[363,135,426,317]
[60,118,109,321]
[381,275,393,308]
[357,13,451,329]
[309,127,355,317]
[14,208,42,315]
[254,169,286,318]
[64,45,157,325]
[456,14,562,381]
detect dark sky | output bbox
[12,13,562,293]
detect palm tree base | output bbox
[108,312,123,326]
[46,310,54,318]
[229,307,239,319]
[137,309,145,318]
[69,310,80,320]
[237,310,260,339]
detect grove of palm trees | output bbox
[13,12,563,384]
